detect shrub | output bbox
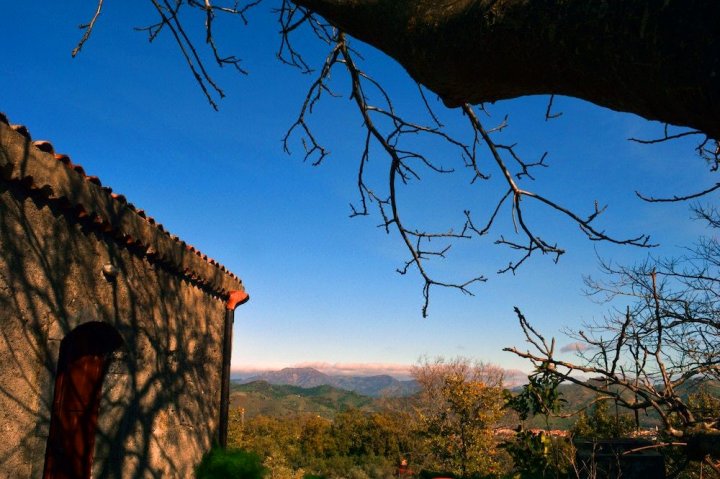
[571,399,634,440]
[196,446,267,479]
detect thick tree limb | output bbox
[292,0,720,139]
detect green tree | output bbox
[332,409,374,457]
[571,399,635,440]
[501,429,574,479]
[227,407,246,449]
[233,415,304,473]
[412,357,507,477]
[503,372,571,478]
[232,408,414,479]
[687,387,720,426]
[506,373,566,425]
[300,415,334,460]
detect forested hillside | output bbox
[237,367,420,397]
[219,373,720,479]
[230,381,382,419]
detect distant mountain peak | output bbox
[239,367,419,397]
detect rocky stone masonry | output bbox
[0,114,246,477]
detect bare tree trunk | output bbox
[293,0,720,138]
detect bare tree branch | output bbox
[66,1,717,316]
[73,0,105,58]
[507,223,720,441]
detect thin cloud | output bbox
[294,362,414,379]
[233,362,532,385]
[502,368,531,388]
[231,362,415,380]
[560,341,592,353]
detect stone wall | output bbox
[0,117,245,477]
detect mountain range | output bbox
[230,381,381,419]
[231,371,720,429]
[234,367,420,397]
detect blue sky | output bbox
[2,2,715,378]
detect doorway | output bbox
[43,322,122,479]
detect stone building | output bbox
[0,113,248,477]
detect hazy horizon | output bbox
[231,362,530,386]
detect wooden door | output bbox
[43,323,121,479]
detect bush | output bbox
[196,446,267,479]
[571,399,635,440]
[501,430,574,479]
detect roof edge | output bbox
[0,115,245,298]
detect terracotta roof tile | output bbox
[33,140,55,154]
[55,154,72,166]
[0,112,244,299]
[111,193,127,203]
[86,175,102,186]
[10,124,30,139]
